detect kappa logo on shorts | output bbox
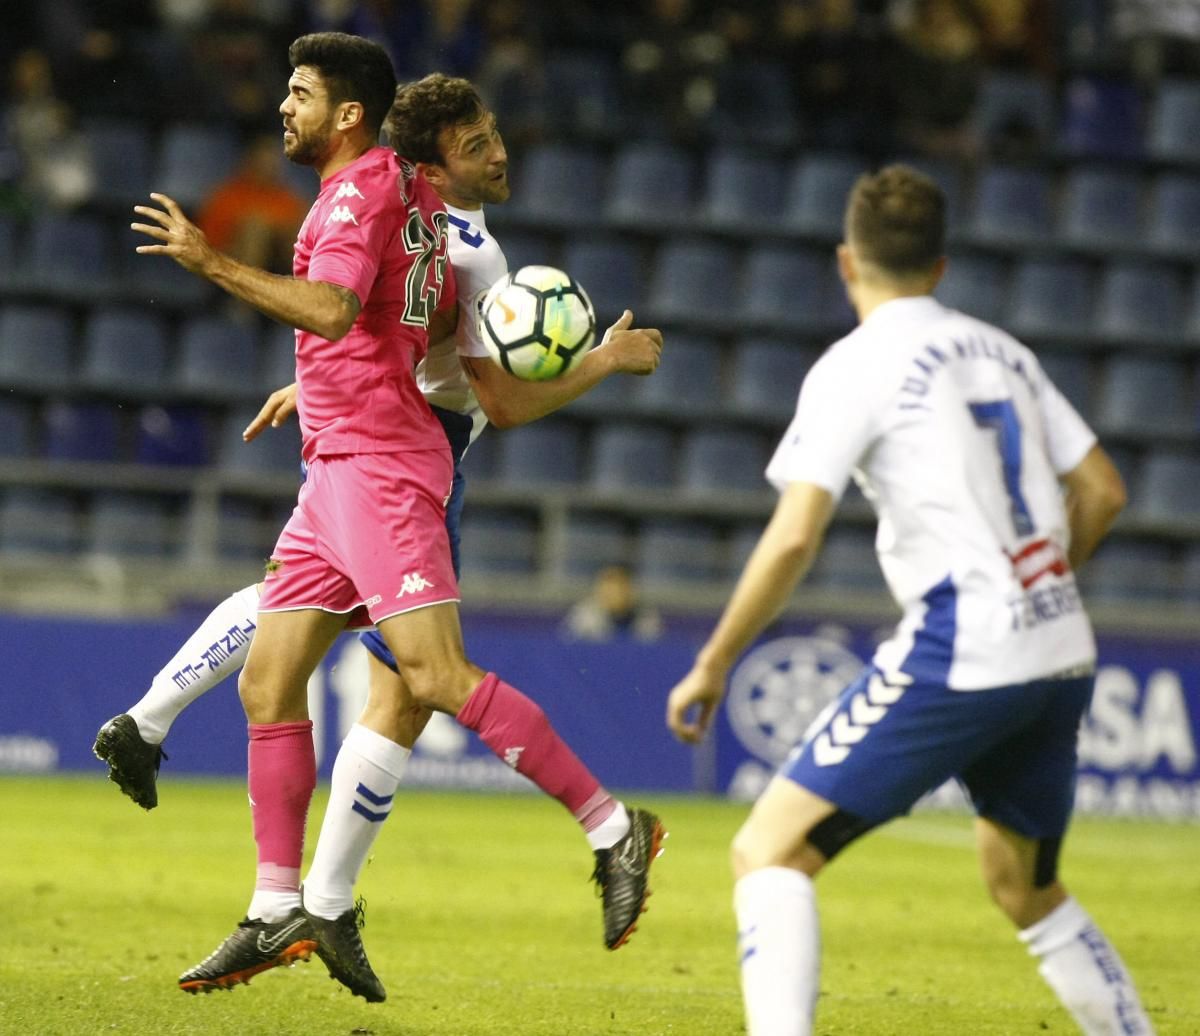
[395,572,434,597]
[810,672,907,767]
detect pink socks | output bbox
[247,721,316,893]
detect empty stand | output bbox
[79,309,170,396]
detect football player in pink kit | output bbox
[129,34,663,1003]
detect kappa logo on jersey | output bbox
[327,205,358,225]
[333,181,365,202]
[395,572,434,597]
[810,671,906,766]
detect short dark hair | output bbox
[844,165,945,275]
[385,73,487,164]
[287,32,396,139]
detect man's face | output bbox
[430,112,509,209]
[279,66,338,167]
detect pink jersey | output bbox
[292,146,455,461]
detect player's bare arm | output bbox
[132,192,361,340]
[667,482,834,744]
[463,310,663,429]
[1060,443,1127,569]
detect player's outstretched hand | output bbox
[599,309,663,376]
[243,383,298,441]
[131,193,216,275]
[666,664,726,744]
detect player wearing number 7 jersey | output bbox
[667,165,1154,1036]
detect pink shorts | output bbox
[259,450,460,628]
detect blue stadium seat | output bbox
[509,144,605,227]
[1080,540,1180,603]
[1147,80,1200,164]
[966,165,1053,247]
[1181,544,1200,602]
[935,253,1010,325]
[807,526,885,592]
[560,238,643,325]
[1147,173,1200,256]
[83,118,153,208]
[971,71,1055,153]
[605,142,694,229]
[79,309,170,396]
[783,153,869,238]
[43,400,121,462]
[1058,76,1143,160]
[259,324,296,394]
[0,305,75,392]
[21,213,114,299]
[205,496,287,563]
[679,428,770,495]
[634,518,725,586]
[1094,357,1194,439]
[589,422,675,492]
[1038,352,1095,421]
[0,489,81,555]
[740,243,841,334]
[697,147,788,233]
[492,229,555,276]
[0,214,15,290]
[706,61,799,150]
[898,156,966,226]
[1093,261,1185,346]
[494,419,583,487]
[136,405,210,467]
[117,222,211,308]
[0,397,35,459]
[154,123,239,209]
[542,52,624,140]
[1005,257,1093,339]
[1132,450,1200,528]
[176,315,261,399]
[217,404,301,476]
[631,333,723,418]
[553,513,631,580]
[458,509,539,577]
[87,491,174,558]
[645,240,740,327]
[1058,168,1144,251]
[727,339,812,422]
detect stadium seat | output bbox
[1147,173,1200,257]
[783,153,870,238]
[645,239,740,327]
[1005,256,1094,339]
[604,142,694,229]
[21,213,114,300]
[491,229,556,276]
[697,147,788,233]
[217,404,302,476]
[807,526,885,592]
[0,396,35,459]
[79,309,170,396]
[740,243,840,334]
[175,315,261,400]
[259,324,296,394]
[0,214,15,290]
[1058,168,1144,251]
[965,165,1053,247]
[83,118,153,209]
[553,513,631,580]
[588,422,675,492]
[727,338,812,422]
[198,495,288,563]
[898,156,967,226]
[1131,450,1200,528]
[87,491,174,558]
[1093,261,1186,346]
[971,70,1056,155]
[0,489,81,555]
[458,509,539,577]
[631,333,723,418]
[136,405,210,467]
[1147,79,1200,165]
[457,429,498,481]
[542,52,624,140]
[1058,76,1143,160]
[1038,352,1095,421]
[935,253,1010,326]
[494,418,583,487]
[560,238,643,325]
[678,428,770,495]
[154,123,239,209]
[1094,357,1195,439]
[563,366,627,417]
[1181,544,1200,602]
[634,518,725,586]
[0,305,75,392]
[117,222,212,309]
[1080,540,1180,603]
[43,400,121,463]
[509,144,605,227]
[706,61,799,150]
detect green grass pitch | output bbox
[1,774,1195,1035]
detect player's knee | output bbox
[985,836,1063,925]
[399,656,480,713]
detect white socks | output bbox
[302,723,410,920]
[247,888,302,923]
[127,584,260,744]
[1020,897,1155,1035]
[735,867,820,1036]
[586,801,630,851]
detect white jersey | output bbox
[416,203,508,444]
[766,296,1098,690]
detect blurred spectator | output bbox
[888,0,984,160]
[976,0,1055,77]
[561,565,664,643]
[4,48,94,210]
[196,134,308,274]
[1112,0,1200,81]
[473,0,546,149]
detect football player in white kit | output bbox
[667,165,1154,1036]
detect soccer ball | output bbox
[477,265,596,381]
